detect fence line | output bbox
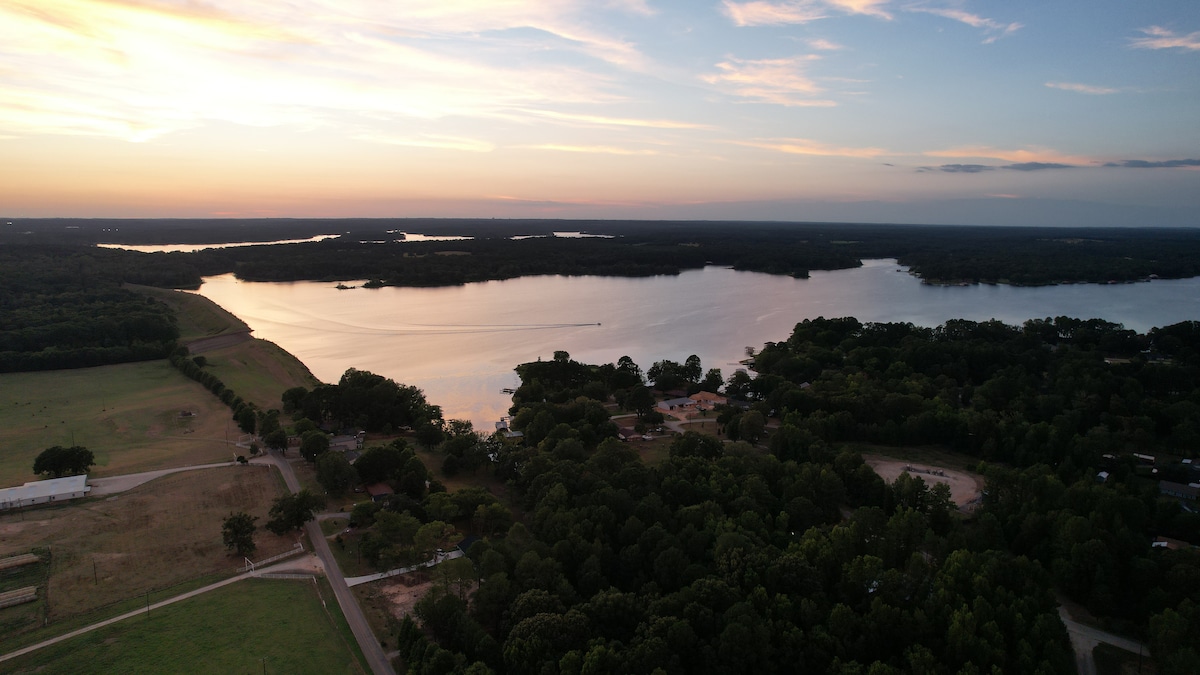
[237,542,304,573]
[258,573,316,580]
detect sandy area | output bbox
[863,455,984,509]
[377,574,436,619]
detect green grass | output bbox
[3,578,367,674]
[0,362,238,486]
[201,339,320,411]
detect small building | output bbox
[618,427,644,442]
[1096,471,1109,484]
[657,397,696,412]
[0,475,91,510]
[365,483,394,502]
[1159,481,1199,501]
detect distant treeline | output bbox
[6,220,1200,287]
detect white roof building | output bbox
[0,475,91,510]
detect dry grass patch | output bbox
[0,466,292,626]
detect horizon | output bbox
[2,1,1198,226]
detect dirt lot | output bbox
[863,454,985,508]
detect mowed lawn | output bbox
[0,466,293,633]
[2,578,367,675]
[0,362,241,486]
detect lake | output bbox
[192,260,1200,429]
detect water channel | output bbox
[192,259,1200,429]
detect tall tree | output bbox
[221,511,257,557]
[32,445,94,477]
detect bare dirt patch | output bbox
[377,574,437,620]
[863,454,984,508]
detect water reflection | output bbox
[97,234,340,253]
[192,260,1200,429]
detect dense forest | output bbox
[330,317,1200,674]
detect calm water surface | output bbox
[193,260,1200,428]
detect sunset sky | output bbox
[1,0,1197,226]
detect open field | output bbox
[0,466,292,643]
[2,578,367,674]
[201,338,321,411]
[0,362,242,486]
[863,454,985,507]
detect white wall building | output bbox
[0,475,91,510]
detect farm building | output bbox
[0,475,91,510]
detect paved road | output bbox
[88,461,239,495]
[265,451,396,675]
[1058,606,1148,675]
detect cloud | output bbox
[738,137,889,158]
[925,145,1091,165]
[1130,26,1200,52]
[0,0,659,142]
[1045,81,1118,95]
[808,38,845,50]
[1104,159,1200,169]
[518,109,710,129]
[354,133,496,152]
[703,55,838,106]
[526,144,659,155]
[920,164,994,173]
[721,0,891,27]
[906,5,1021,43]
[918,162,1076,174]
[1001,162,1074,171]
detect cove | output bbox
[192,260,1200,429]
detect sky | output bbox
[1,0,1198,226]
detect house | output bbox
[618,427,645,442]
[1096,471,1109,484]
[1159,481,1199,501]
[365,483,394,502]
[0,475,91,510]
[657,397,696,413]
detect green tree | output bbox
[263,428,289,453]
[627,385,657,419]
[316,451,357,495]
[737,410,766,445]
[300,430,330,462]
[32,445,94,477]
[265,490,325,534]
[221,511,257,557]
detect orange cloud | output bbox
[738,137,889,158]
[925,146,1092,166]
[703,56,837,106]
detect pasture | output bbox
[0,362,238,486]
[0,465,292,646]
[2,578,366,674]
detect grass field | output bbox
[2,578,367,674]
[0,466,292,645]
[0,362,241,486]
[201,338,321,411]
